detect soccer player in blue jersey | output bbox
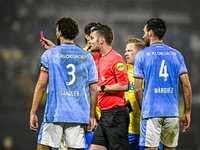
[134,18,192,150]
[40,22,100,150]
[30,17,98,150]
[124,38,163,150]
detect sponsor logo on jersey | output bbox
[146,52,151,56]
[101,76,105,82]
[116,62,125,71]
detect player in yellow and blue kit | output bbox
[124,38,163,150]
[124,38,145,150]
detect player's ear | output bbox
[149,29,154,37]
[59,30,62,37]
[85,34,90,41]
[100,37,104,44]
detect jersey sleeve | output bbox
[178,53,188,76]
[40,50,50,69]
[87,53,98,84]
[112,56,129,84]
[133,52,144,79]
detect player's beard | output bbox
[57,38,61,45]
[90,39,100,52]
[145,36,150,47]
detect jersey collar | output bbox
[151,41,164,45]
[62,42,74,45]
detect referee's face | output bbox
[89,31,100,52]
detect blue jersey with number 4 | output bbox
[40,43,98,124]
[134,43,187,119]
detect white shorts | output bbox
[38,122,86,149]
[139,117,179,148]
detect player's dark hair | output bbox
[145,18,167,40]
[92,23,114,46]
[56,17,79,40]
[84,22,98,44]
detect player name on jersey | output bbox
[60,90,79,96]
[147,51,176,56]
[55,54,87,59]
[154,87,174,93]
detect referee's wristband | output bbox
[101,85,105,92]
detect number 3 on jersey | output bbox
[159,60,168,81]
[66,64,76,85]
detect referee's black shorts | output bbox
[91,106,130,150]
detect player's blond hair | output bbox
[126,38,146,51]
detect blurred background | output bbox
[0,0,199,149]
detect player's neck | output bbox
[150,37,163,45]
[61,38,73,44]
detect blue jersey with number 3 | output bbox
[40,43,98,123]
[134,43,187,119]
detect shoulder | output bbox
[168,45,182,54]
[126,64,133,71]
[83,46,88,51]
[164,44,184,58]
[110,50,125,61]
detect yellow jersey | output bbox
[125,64,144,135]
[83,46,96,56]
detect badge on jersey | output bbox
[116,62,125,71]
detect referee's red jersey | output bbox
[94,50,129,110]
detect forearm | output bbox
[180,74,192,114]
[102,83,129,93]
[30,82,47,115]
[182,82,192,113]
[89,84,97,118]
[135,89,143,110]
[134,78,143,110]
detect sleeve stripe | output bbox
[89,81,98,85]
[40,71,49,74]
[179,71,188,76]
[133,75,144,79]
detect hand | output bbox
[94,117,98,130]
[85,117,95,133]
[41,37,56,50]
[30,114,38,132]
[180,112,191,133]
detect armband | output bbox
[40,65,49,74]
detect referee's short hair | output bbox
[92,23,114,46]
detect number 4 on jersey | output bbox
[159,60,168,81]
